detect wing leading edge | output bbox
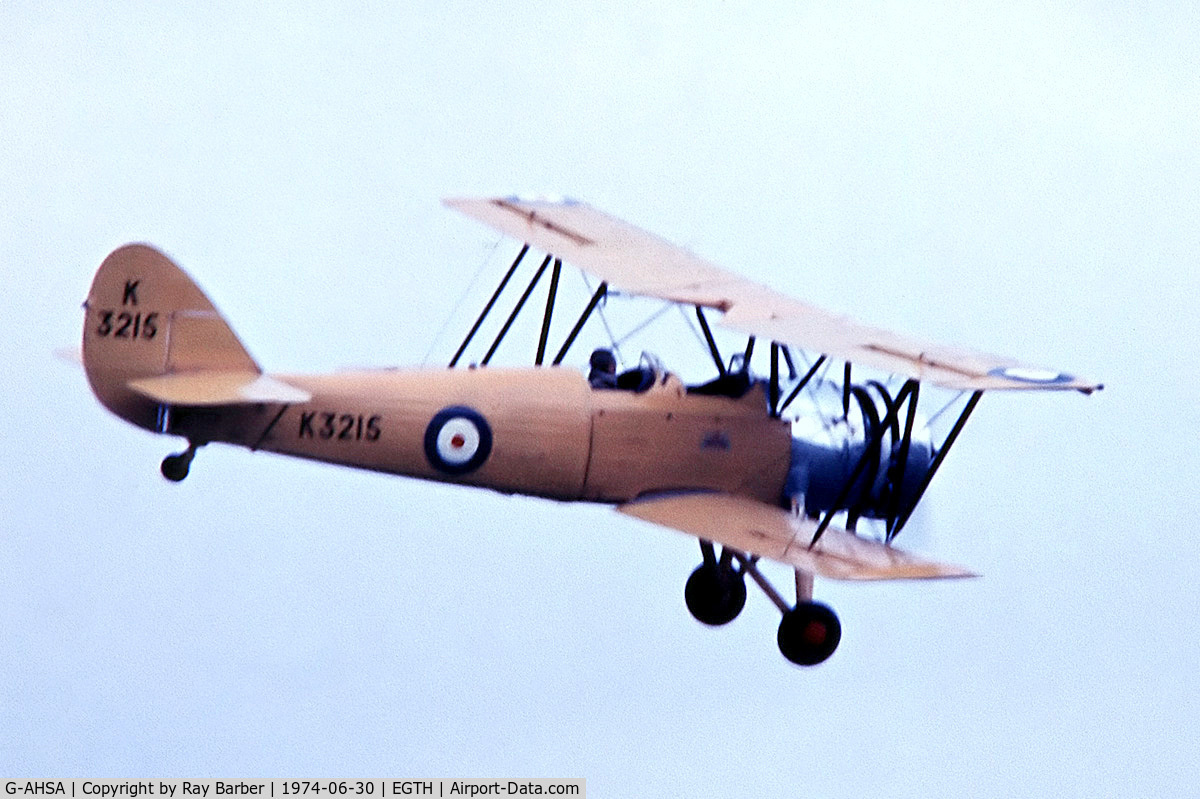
[619,492,975,581]
[445,196,1100,394]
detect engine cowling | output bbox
[785,382,934,525]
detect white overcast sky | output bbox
[3,1,1199,795]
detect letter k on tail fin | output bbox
[82,244,259,431]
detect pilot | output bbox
[588,348,619,389]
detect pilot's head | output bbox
[589,348,616,374]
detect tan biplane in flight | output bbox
[77,196,1101,666]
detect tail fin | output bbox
[82,244,259,430]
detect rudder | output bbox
[82,244,258,431]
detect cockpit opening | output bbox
[588,348,659,393]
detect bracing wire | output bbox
[614,301,676,347]
[581,273,626,366]
[676,304,713,364]
[924,390,968,429]
[422,236,503,365]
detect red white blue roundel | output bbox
[987,366,1075,385]
[424,406,493,475]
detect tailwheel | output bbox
[684,562,747,626]
[777,601,841,666]
[160,442,198,483]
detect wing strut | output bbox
[743,336,756,368]
[551,281,608,365]
[781,346,799,380]
[534,258,562,365]
[777,355,828,415]
[803,382,985,548]
[449,243,528,367]
[769,342,780,417]
[885,378,923,538]
[887,389,983,541]
[843,362,853,417]
[694,306,725,376]
[809,379,920,549]
[481,254,552,365]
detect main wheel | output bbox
[684,563,747,626]
[161,453,191,482]
[777,601,841,665]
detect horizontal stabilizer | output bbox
[55,346,84,366]
[619,492,975,581]
[128,372,311,406]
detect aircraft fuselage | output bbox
[163,366,793,506]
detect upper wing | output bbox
[619,492,975,581]
[445,196,1100,393]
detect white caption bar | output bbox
[1,781,585,799]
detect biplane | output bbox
[77,196,1100,665]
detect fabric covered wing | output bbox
[618,492,975,580]
[445,196,1099,393]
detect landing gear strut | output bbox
[684,540,747,625]
[160,442,199,482]
[686,540,842,666]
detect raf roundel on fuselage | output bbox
[424,405,493,475]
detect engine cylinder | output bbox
[785,383,934,522]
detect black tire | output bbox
[777,602,841,665]
[161,454,189,482]
[684,563,747,626]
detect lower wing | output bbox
[619,492,975,580]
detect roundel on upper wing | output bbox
[424,405,493,475]
[987,366,1075,385]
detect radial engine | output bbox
[786,381,935,534]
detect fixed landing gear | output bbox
[685,562,747,626]
[686,540,842,666]
[160,442,199,482]
[684,540,747,626]
[777,601,841,666]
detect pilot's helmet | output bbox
[589,348,616,373]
